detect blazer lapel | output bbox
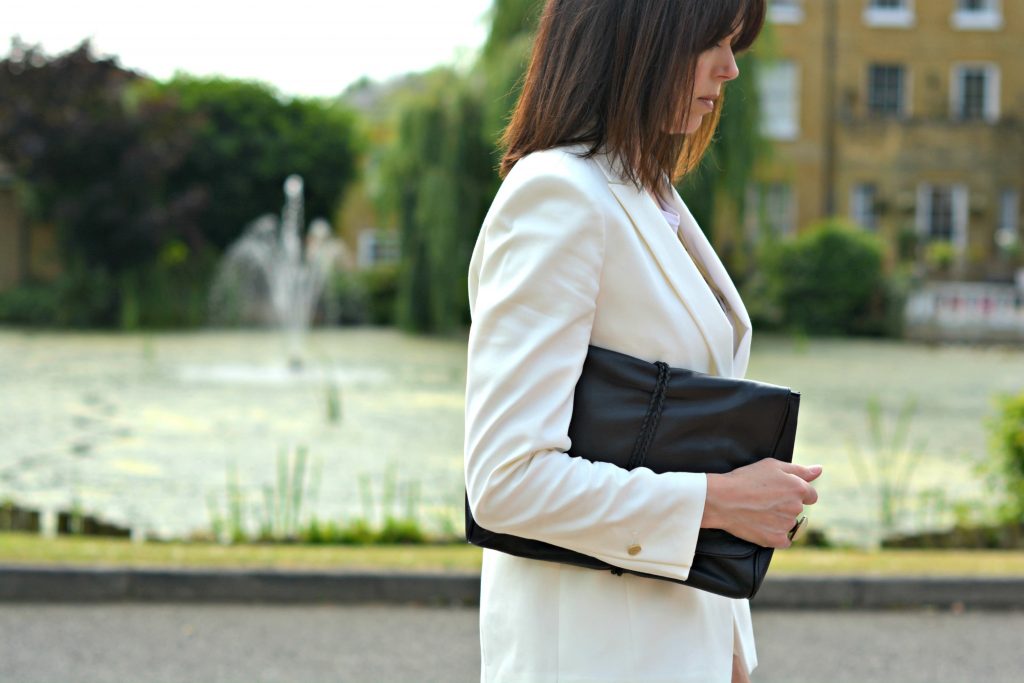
[665,183,753,378]
[591,148,751,378]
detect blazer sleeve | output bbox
[463,155,708,582]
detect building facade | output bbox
[747,0,1023,281]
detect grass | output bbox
[0,532,480,572]
[3,531,1024,576]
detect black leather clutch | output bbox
[464,344,801,600]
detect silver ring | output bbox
[787,515,807,542]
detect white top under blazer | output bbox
[464,142,757,683]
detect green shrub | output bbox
[988,391,1024,523]
[377,516,427,544]
[0,282,60,325]
[737,266,784,331]
[850,263,919,338]
[334,518,377,544]
[360,264,399,326]
[322,265,399,326]
[325,270,370,325]
[895,225,919,264]
[924,239,956,273]
[117,244,216,330]
[52,262,119,327]
[762,218,885,335]
[0,247,214,329]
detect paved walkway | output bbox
[1,604,1021,683]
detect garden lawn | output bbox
[2,532,1023,576]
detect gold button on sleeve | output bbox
[627,543,642,556]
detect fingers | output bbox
[773,462,822,504]
[801,483,819,505]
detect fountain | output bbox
[209,175,351,369]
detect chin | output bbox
[683,120,704,135]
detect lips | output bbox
[697,96,717,111]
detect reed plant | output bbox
[205,458,248,543]
[204,448,451,545]
[257,445,310,541]
[845,394,927,548]
[324,380,342,424]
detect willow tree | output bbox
[476,0,544,144]
[381,70,494,333]
[383,0,542,334]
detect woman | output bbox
[463,1,822,681]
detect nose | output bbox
[719,51,740,82]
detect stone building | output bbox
[743,0,1023,281]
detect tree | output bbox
[151,75,363,251]
[0,39,365,328]
[0,39,201,275]
[377,1,543,334]
[477,0,544,143]
[380,71,493,333]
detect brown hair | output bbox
[499,0,765,198]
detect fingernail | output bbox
[809,465,823,474]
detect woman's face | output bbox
[674,26,742,135]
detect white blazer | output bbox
[464,142,756,683]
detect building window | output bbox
[996,189,1020,252]
[747,182,796,239]
[868,64,907,117]
[356,228,400,269]
[952,64,1000,122]
[999,190,1020,232]
[851,184,879,230]
[952,0,1003,30]
[758,60,800,140]
[916,184,968,249]
[769,0,804,24]
[864,0,915,28]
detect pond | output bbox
[1,327,1021,548]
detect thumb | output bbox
[783,462,823,482]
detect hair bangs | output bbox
[699,0,766,53]
[731,0,767,52]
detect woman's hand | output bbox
[701,459,822,548]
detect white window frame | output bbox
[851,184,879,230]
[863,0,915,28]
[952,0,1003,31]
[916,183,969,251]
[769,0,804,24]
[759,60,801,140]
[950,63,1000,123]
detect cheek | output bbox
[693,57,714,89]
